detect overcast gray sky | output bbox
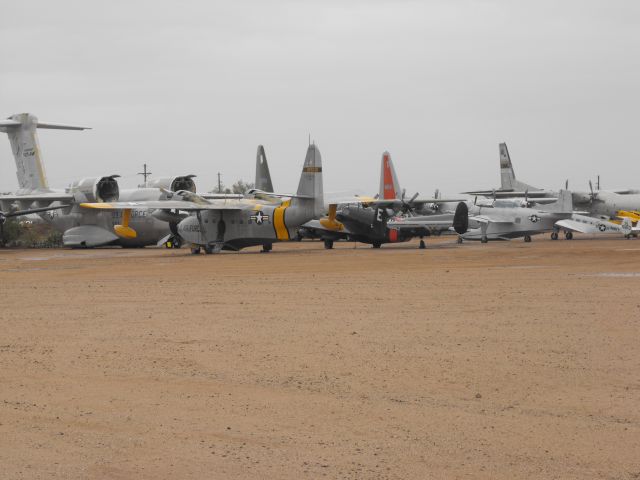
[1,0,639,196]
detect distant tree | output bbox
[231,180,255,195]
[210,182,232,194]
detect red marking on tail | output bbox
[383,154,396,199]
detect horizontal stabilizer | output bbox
[36,122,91,130]
[0,119,21,128]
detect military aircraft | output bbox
[456,190,576,243]
[555,214,637,238]
[80,144,325,254]
[0,113,206,247]
[469,142,640,222]
[298,151,468,249]
[0,113,275,248]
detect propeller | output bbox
[400,191,420,215]
[589,180,597,204]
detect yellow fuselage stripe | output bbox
[274,201,290,240]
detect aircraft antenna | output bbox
[217,172,222,193]
[137,163,153,187]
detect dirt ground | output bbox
[1,236,639,479]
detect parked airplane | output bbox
[0,113,275,249]
[0,113,205,247]
[555,214,637,238]
[459,190,575,243]
[298,151,467,248]
[80,144,325,254]
[469,142,640,221]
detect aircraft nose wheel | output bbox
[419,239,426,249]
[564,231,573,240]
[524,235,532,243]
[481,236,488,244]
[457,236,463,244]
[323,239,334,250]
[550,232,559,240]
[372,242,382,249]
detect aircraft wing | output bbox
[554,219,597,234]
[0,193,75,203]
[464,189,551,198]
[80,200,244,211]
[371,198,466,208]
[387,216,454,229]
[469,215,514,225]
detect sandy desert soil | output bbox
[1,236,639,479]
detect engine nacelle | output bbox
[68,175,120,203]
[147,175,197,193]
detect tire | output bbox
[190,245,201,255]
[419,239,426,249]
[565,231,573,240]
[524,235,532,243]
[324,239,334,250]
[372,242,382,249]
[550,232,558,240]
[481,236,488,244]
[204,245,214,254]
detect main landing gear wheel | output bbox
[419,239,426,249]
[261,243,272,253]
[324,239,334,250]
[457,236,463,244]
[565,231,573,240]
[550,232,559,240]
[481,236,488,244]
[190,245,201,255]
[204,245,215,254]
[372,242,382,249]
[524,235,532,243]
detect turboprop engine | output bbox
[147,175,197,193]
[68,175,120,203]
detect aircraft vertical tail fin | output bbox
[379,151,401,200]
[499,143,516,191]
[255,145,274,192]
[294,143,324,218]
[499,142,540,192]
[0,113,89,191]
[547,189,573,213]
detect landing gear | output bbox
[565,231,573,240]
[457,236,463,244]
[261,243,272,253]
[481,236,488,244]
[204,245,214,254]
[419,239,426,249]
[372,242,382,249]
[550,231,559,240]
[190,245,201,255]
[324,239,334,250]
[524,235,532,243]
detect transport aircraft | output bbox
[0,113,274,248]
[469,142,640,221]
[298,151,468,249]
[391,190,576,243]
[80,144,325,254]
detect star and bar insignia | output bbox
[250,210,270,225]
